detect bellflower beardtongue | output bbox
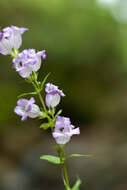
[0,25,88,190]
[14,97,41,121]
[52,116,80,145]
[0,26,28,55]
[13,49,46,78]
[45,83,65,108]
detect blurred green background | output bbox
[0,0,127,189]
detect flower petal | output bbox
[14,106,25,116]
[27,104,41,118]
[52,116,80,145]
[56,135,70,145]
[21,114,28,121]
[17,99,28,106]
[37,50,46,59]
[18,66,32,78]
[45,93,60,108]
[0,26,28,55]
[0,37,12,55]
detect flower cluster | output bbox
[0,25,80,146]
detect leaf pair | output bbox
[40,154,89,190]
[40,154,91,164]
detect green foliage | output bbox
[72,178,82,190]
[41,72,51,90]
[39,112,47,119]
[55,109,62,118]
[40,121,54,130]
[40,155,61,164]
[68,154,92,159]
[40,123,51,130]
[17,91,37,98]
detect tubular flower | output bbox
[45,83,65,108]
[0,26,28,55]
[52,116,80,144]
[13,49,46,78]
[14,97,41,121]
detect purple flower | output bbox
[0,26,28,55]
[52,116,80,145]
[14,97,41,121]
[45,83,65,108]
[37,50,46,60]
[13,49,46,78]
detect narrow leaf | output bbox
[68,154,92,159]
[40,155,61,164]
[18,92,37,98]
[40,123,51,130]
[55,109,62,118]
[72,178,82,190]
[41,72,51,90]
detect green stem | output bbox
[57,145,71,190]
[62,163,71,190]
[38,89,47,113]
[30,73,71,189]
[31,79,51,122]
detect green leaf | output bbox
[39,112,47,119]
[55,109,62,118]
[68,154,92,159]
[40,155,61,164]
[18,92,37,98]
[72,178,82,190]
[40,121,54,130]
[41,72,51,90]
[40,123,52,130]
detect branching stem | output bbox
[31,73,71,190]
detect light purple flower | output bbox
[45,83,65,108]
[0,26,28,55]
[14,97,41,121]
[52,116,80,144]
[13,49,46,78]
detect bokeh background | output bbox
[0,0,127,189]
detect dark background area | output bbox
[0,0,127,189]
